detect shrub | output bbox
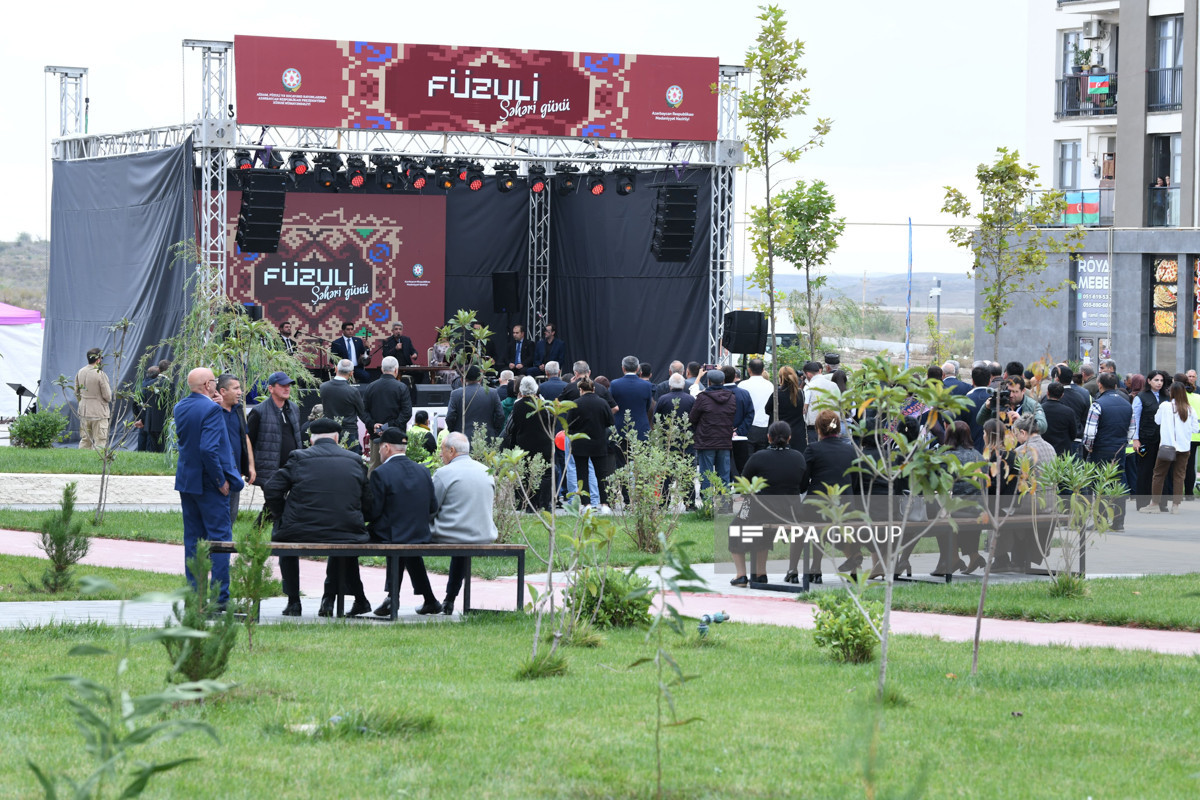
[564,566,653,629]
[608,412,695,551]
[163,541,240,682]
[34,481,90,593]
[9,406,69,448]
[812,590,882,664]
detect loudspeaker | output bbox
[492,271,520,314]
[236,170,289,253]
[415,384,452,407]
[722,310,767,354]
[650,185,698,262]
[241,303,263,321]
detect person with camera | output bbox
[975,375,1046,434]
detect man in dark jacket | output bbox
[689,369,736,492]
[363,356,413,470]
[610,355,654,441]
[1082,372,1133,531]
[320,359,370,454]
[368,428,442,617]
[264,418,373,618]
[1040,381,1080,456]
[445,365,505,441]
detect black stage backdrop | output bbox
[548,170,710,379]
[40,139,195,442]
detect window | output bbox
[1056,141,1081,191]
[1150,16,1183,110]
[1062,30,1082,75]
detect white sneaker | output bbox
[1142,506,1161,514]
[598,504,613,516]
[1170,504,1181,515]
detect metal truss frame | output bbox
[44,67,87,137]
[48,42,745,347]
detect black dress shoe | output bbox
[442,599,455,616]
[318,597,335,618]
[838,555,863,573]
[961,554,985,575]
[783,571,799,584]
[804,573,823,585]
[281,599,302,617]
[373,599,392,618]
[415,599,444,615]
[729,575,749,587]
[751,574,768,584]
[347,597,372,617]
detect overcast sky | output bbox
[1,0,1028,279]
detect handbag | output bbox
[1157,444,1177,461]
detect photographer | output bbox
[976,375,1046,434]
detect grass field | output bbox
[2,612,1198,799]
[0,553,184,601]
[0,447,174,475]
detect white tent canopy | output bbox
[0,302,44,419]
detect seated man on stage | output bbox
[330,321,370,383]
[506,323,531,376]
[263,417,373,618]
[431,432,498,615]
[531,322,566,378]
[381,321,418,367]
[369,428,443,617]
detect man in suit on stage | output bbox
[381,321,418,367]
[531,322,566,378]
[330,321,369,383]
[506,323,531,376]
[369,428,443,617]
[174,367,243,609]
[320,359,371,454]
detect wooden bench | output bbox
[209,542,527,620]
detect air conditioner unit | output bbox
[1083,19,1105,39]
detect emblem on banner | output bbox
[665,85,684,108]
[413,263,425,278]
[282,68,302,93]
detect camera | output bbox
[989,386,1011,407]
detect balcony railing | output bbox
[1148,66,1182,111]
[1033,188,1115,227]
[1056,72,1118,118]
[1147,186,1180,227]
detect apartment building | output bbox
[979,0,1199,374]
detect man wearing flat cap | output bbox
[368,427,443,617]
[264,416,373,618]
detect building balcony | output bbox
[1055,72,1117,119]
[1147,186,1179,227]
[1033,188,1114,227]
[1148,67,1182,111]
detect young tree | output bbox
[770,180,845,362]
[716,4,831,371]
[942,148,1085,362]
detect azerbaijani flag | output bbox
[1063,191,1101,225]
[1088,74,1110,95]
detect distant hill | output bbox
[740,271,975,312]
[0,237,50,312]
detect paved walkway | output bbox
[4,528,1200,655]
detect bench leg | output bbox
[463,557,472,614]
[517,550,525,611]
[389,556,399,621]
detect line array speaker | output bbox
[721,310,767,354]
[651,185,698,262]
[236,170,289,253]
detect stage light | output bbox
[463,161,485,192]
[528,165,547,194]
[315,154,342,189]
[615,167,636,195]
[262,148,285,170]
[287,152,310,177]
[495,162,519,193]
[555,164,578,196]
[405,160,429,190]
[234,150,254,170]
[346,156,368,190]
[435,162,456,190]
[373,153,400,190]
[587,167,606,196]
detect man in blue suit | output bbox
[174,367,244,607]
[609,355,654,441]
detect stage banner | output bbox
[223,193,447,370]
[234,35,719,141]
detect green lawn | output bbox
[0,447,174,475]
[0,510,723,577]
[2,614,1198,798]
[887,573,1200,632]
[0,553,184,601]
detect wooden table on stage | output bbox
[395,366,448,377]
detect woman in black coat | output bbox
[565,378,615,508]
[731,421,808,586]
[764,365,806,449]
[504,376,556,510]
[787,409,857,583]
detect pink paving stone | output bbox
[3,528,1199,656]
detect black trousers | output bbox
[384,556,436,602]
[444,557,470,601]
[1135,440,1159,508]
[278,555,364,601]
